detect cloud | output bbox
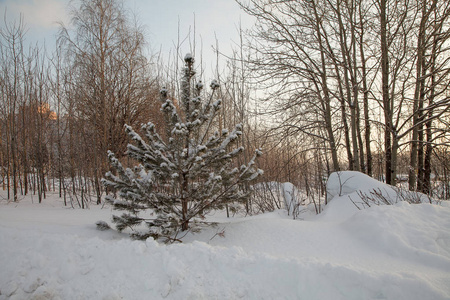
[1,0,69,29]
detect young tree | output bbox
[58,0,156,204]
[102,55,263,241]
[0,15,27,201]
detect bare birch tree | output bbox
[58,0,157,204]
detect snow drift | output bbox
[323,171,434,221]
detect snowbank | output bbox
[326,171,391,201]
[322,171,433,222]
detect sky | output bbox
[0,0,255,76]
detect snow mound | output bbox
[326,171,391,200]
[322,171,432,222]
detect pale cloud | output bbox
[134,0,254,64]
[1,0,69,29]
[0,0,254,69]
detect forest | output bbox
[1,0,449,211]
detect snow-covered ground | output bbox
[1,171,449,299]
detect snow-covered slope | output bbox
[0,172,449,299]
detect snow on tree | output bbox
[101,54,263,242]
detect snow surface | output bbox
[1,172,450,299]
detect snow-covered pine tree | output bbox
[101,54,263,242]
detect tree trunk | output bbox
[181,173,189,231]
[336,0,359,171]
[359,23,372,176]
[380,0,393,185]
[423,6,438,195]
[312,0,340,172]
[334,63,353,169]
